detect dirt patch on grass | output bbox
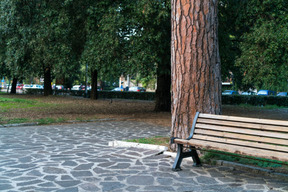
[1,94,288,126]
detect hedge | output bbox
[222,95,288,107]
[98,91,155,100]
[24,89,155,100]
[24,89,288,106]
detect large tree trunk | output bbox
[44,67,52,96]
[171,0,222,144]
[90,69,98,100]
[10,78,17,94]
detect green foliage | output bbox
[125,0,171,77]
[2,0,286,99]
[235,0,288,91]
[218,0,242,86]
[0,0,33,78]
[140,75,157,90]
[29,1,75,77]
[218,0,288,91]
[0,0,86,89]
[81,0,125,81]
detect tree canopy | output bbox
[235,0,288,91]
[0,0,287,97]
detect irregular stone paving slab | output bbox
[0,121,287,192]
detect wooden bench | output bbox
[171,112,288,171]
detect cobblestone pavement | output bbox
[0,121,287,192]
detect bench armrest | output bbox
[171,137,178,144]
[187,112,200,140]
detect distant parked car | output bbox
[55,85,64,90]
[71,85,81,90]
[16,84,24,90]
[222,90,239,95]
[241,91,256,95]
[111,87,121,91]
[257,90,276,96]
[23,84,32,90]
[128,86,146,92]
[31,84,43,89]
[277,92,288,97]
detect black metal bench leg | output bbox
[172,144,202,171]
[190,147,201,167]
[172,144,184,171]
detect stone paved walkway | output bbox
[0,121,287,192]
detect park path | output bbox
[0,121,287,192]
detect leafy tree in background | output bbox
[125,0,171,111]
[218,0,242,89]
[2,0,286,100]
[0,35,8,78]
[0,0,34,93]
[81,0,125,99]
[63,0,94,89]
[1,1,72,95]
[29,1,75,96]
[82,0,171,109]
[236,0,288,91]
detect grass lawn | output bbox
[0,93,169,126]
[2,93,288,125]
[1,92,288,125]
[0,95,67,124]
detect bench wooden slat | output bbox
[196,123,288,140]
[197,118,288,133]
[174,138,288,162]
[193,135,288,153]
[199,113,288,126]
[195,129,288,146]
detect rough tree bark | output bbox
[10,78,17,94]
[44,67,52,96]
[171,0,222,144]
[90,69,98,100]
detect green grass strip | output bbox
[36,117,67,125]
[126,136,169,146]
[202,150,286,168]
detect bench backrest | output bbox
[190,113,288,162]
